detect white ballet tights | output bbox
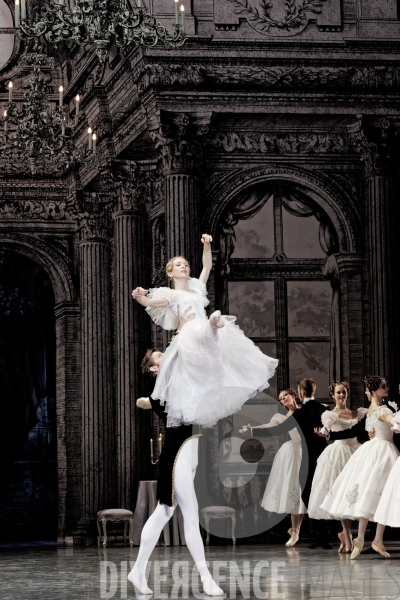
[128,437,223,596]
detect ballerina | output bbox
[308,381,367,553]
[319,376,399,559]
[132,234,278,429]
[251,389,307,547]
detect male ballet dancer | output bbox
[128,306,224,597]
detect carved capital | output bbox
[112,160,160,212]
[148,112,212,173]
[76,192,113,241]
[347,117,400,177]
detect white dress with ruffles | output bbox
[258,413,307,515]
[146,278,278,428]
[307,408,367,520]
[374,411,400,527]
[320,406,399,521]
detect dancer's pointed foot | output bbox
[128,568,153,595]
[371,540,390,558]
[350,537,364,560]
[201,577,224,596]
[209,310,224,328]
[337,532,345,553]
[286,529,299,547]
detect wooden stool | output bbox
[97,509,134,547]
[201,506,236,545]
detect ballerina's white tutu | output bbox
[307,408,367,520]
[146,277,278,428]
[374,411,400,527]
[320,406,399,521]
[257,413,307,515]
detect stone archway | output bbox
[0,232,80,543]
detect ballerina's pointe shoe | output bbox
[209,310,224,328]
[371,540,390,558]
[337,532,345,553]
[127,568,153,595]
[286,530,299,547]
[350,537,364,560]
[201,577,225,596]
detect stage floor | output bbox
[1,542,400,599]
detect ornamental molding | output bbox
[0,198,70,220]
[138,62,400,92]
[347,117,400,176]
[209,130,351,154]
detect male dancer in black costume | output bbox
[241,378,332,548]
[129,307,224,597]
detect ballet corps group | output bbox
[127,233,400,596]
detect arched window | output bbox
[0,1,14,71]
[220,184,338,401]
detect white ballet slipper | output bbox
[136,397,152,410]
[128,567,153,594]
[201,577,225,596]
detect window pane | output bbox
[282,207,325,258]
[287,281,332,337]
[228,281,275,337]
[231,200,274,258]
[288,342,330,397]
[256,343,277,398]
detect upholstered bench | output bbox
[201,506,236,545]
[97,508,134,547]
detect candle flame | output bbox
[92,133,97,140]
[88,127,92,134]
[4,110,7,117]
[59,86,63,92]
[15,0,19,6]
[180,4,184,10]
[76,94,80,101]
[8,81,13,89]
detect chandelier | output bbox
[0,64,83,175]
[14,0,186,63]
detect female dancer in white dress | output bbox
[308,381,367,553]
[373,402,400,535]
[132,234,278,429]
[319,376,399,559]
[255,389,307,547]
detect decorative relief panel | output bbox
[213,0,341,35]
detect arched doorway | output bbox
[0,250,57,541]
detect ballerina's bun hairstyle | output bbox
[165,256,190,277]
[278,388,297,401]
[364,375,384,393]
[141,348,160,376]
[329,381,350,396]
[297,378,316,397]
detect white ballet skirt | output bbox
[146,277,278,428]
[258,413,307,515]
[374,412,400,527]
[320,406,400,521]
[307,408,367,520]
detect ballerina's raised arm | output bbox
[199,233,213,285]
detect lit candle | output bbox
[174,0,179,24]
[180,5,185,34]
[15,0,20,28]
[150,438,153,459]
[137,0,142,7]
[59,85,63,107]
[8,81,13,103]
[21,0,26,20]
[158,433,162,456]
[88,126,92,150]
[61,116,65,136]
[75,94,80,116]
[4,110,7,134]
[92,133,96,154]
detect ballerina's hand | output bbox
[314,427,328,438]
[368,429,376,439]
[132,286,149,299]
[201,234,213,244]
[177,305,195,330]
[239,423,252,436]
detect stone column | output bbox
[79,235,115,521]
[155,112,211,276]
[349,118,400,384]
[114,207,151,509]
